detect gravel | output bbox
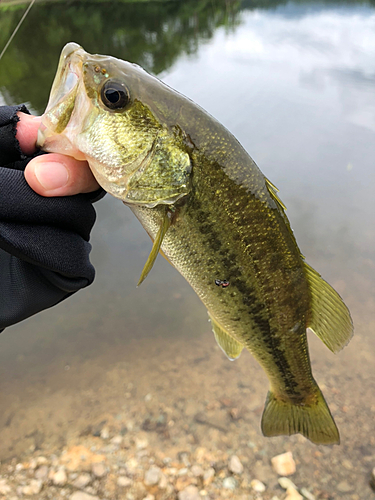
[228,454,243,474]
[271,451,296,476]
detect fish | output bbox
[37,43,353,445]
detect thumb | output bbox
[24,154,100,197]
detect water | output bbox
[0,0,374,497]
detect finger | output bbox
[24,154,100,197]
[16,112,42,155]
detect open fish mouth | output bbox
[37,43,89,157]
[48,43,83,108]
[59,62,79,99]
[41,44,83,131]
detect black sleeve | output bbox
[0,104,105,331]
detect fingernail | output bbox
[34,162,69,191]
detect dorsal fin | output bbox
[264,177,302,253]
[137,209,171,286]
[304,262,353,352]
[265,177,287,211]
[208,313,243,361]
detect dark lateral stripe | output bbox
[190,194,300,396]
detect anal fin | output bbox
[208,313,243,361]
[304,262,353,353]
[137,209,171,286]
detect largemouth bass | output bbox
[38,43,353,445]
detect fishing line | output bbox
[0,0,36,62]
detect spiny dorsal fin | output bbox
[264,177,302,252]
[265,177,287,211]
[208,312,243,361]
[304,262,353,353]
[137,210,171,286]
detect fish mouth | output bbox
[49,43,83,106]
[37,43,87,149]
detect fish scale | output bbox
[130,153,313,398]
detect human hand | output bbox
[16,112,99,197]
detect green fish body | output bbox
[38,43,353,445]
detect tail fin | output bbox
[261,387,340,445]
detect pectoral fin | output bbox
[208,313,243,361]
[137,210,171,286]
[304,262,353,353]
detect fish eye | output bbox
[100,80,130,110]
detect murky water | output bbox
[0,1,375,497]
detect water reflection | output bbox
[0,0,241,111]
[0,0,374,496]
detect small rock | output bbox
[90,420,106,437]
[178,485,201,500]
[15,463,24,471]
[92,462,107,478]
[72,473,92,489]
[110,435,123,445]
[342,459,353,470]
[286,487,303,500]
[229,407,241,420]
[100,427,110,439]
[0,479,11,495]
[52,468,68,486]
[251,479,266,492]
[37,456,49,465]
[191,465,204,477]
[117,476,132,487]
[175,476,193,491]
[300,488,315,500]
[229,455,243,475]
[28,459,37,470]
[337,480,354,493]
[278,478,301,499]
[159,472,168,489]
[143,495,155,500]
[279,477,298,490]
[22,479,43,495]
[126,457,139,474]
[70,493,100,500]
[35,465,49,481]
[85,486,98,496]
[144,465,162,486]
[223,476,237,490]
[136,437,149,450]
[203,467,215,485]
[194,447,207,461]
[271,452,296,476]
